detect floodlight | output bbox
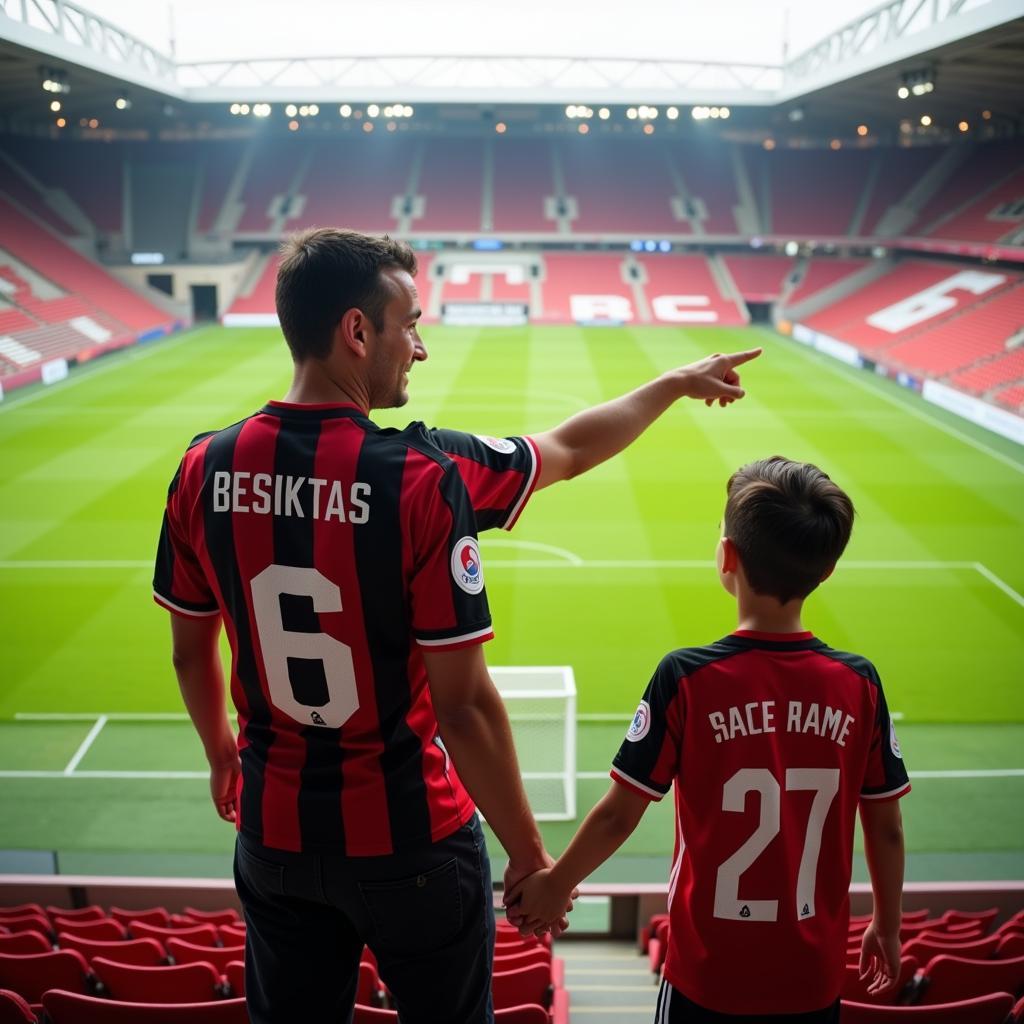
[630,240,643,251]
[404,105,414,116]
[857,124,868,136]
[566,105,577,118]
[578,123,589,134]
[363,121,374,132]
[598,107,610,119]
[830,139,841,150]
[115,97,130,111]
[56,117,66,128]
[719,107,730,119]
[784,241,799,256]
[666,106,678,120]
[288,120,299,131]
[658,240,671,252]
[958,120,969,132]
[920,114,931,126]
[367,103,379,117]
[339,104,352,117]
[644,240,657,251]
[643,124,654,135]
[627,107,637,119]
[253,103,271,118]
[50,100,61,112]
[286,104,297,116]
[239,104,250,115]
[982,109,992,119]
[787,107,804,122]
[299,105,309,116]
[762,138,775,150]
[897,86,910,99]
[495,122,507,133]
[709,107,720,119]
[310,105,319,115]
[230,103,240,115]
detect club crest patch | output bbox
[477,435,517,455]
[451,536,485,595]
[626,700,652,743]
[890,721,902,759]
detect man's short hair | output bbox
[275,228,418,361]
[724,456,855,604]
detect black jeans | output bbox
[655,981,840,1023]
[233,814,496,1024]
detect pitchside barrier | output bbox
[492,666,577,822]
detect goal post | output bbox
[492,666,577,821]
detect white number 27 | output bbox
[250,564,359,729]
[713,767,840,923]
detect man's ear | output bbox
[337,307,369,359]
[720,536,739,574]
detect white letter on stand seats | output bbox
[570,295,634,322]
[866,271,1005,334]
[652,295,719,324]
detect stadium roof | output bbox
[0,0,1022,136]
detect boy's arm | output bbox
[858,798,906,994]
[532,349,760,489]
[505,781,650,932]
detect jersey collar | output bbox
[262,400,368,419]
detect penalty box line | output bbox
[5,712,1024,782]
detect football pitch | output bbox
[0,323,1022,884]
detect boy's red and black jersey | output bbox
[611,631,910,1016]
[153,401,541,855]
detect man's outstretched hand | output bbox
[673,348,762,407]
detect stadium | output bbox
[0,0,1022,1019]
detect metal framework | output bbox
[1,0,1022,105]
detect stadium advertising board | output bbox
[923,380,1024,446]
[441,303,528,326]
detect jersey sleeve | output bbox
[610,654,685,801]
[427,428,540,531]
[409,461,494,652]
[153,456,218,618]
[860,668,911,802]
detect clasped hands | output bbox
[503,861,577,939]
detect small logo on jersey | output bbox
[451,537,485,595]
[310,711,326,726]
[626,700,652,743]
[739,905,751,918]
[477,435,517,455]
[890,721,903,759]
[801,903,811,917]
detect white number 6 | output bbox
[250,564,359,729]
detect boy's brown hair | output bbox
[724,456,855,604]
[275,228,418,362]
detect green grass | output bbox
[1,324,1022,881]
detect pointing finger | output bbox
[724,347,763,368]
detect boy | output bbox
[505,457,909,1023]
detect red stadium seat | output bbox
[1014,994,1024,1022]
[42,990,248,1023]
[0,936,48,957]
[217,924,246,945]
[999,935,1024,960]
[917,953,1024,1005]
[165,938,245,973]
[0,919,49,942]
[180,909,239,927]
[0,909,45,923]
[57,935,165,968]
[357,960,385,1007]
[903,934,1002,963]
[940,909,999,933]
[109,908,170,929]
[52,919,125,942]
[0,950,91,1002]
[841,993,1014,1022]
[493,947,554,972]
[224,961,244,998]
[841,957,918,1005]
[91,958,221,1004]
[130,922,218,947]
[492,962,554,1011]
[0,989,36,1024]
[46,908,105,924]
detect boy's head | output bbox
[719,456,855,605]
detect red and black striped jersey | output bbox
[153,401,540,855]
[611,631,910,1016]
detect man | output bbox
[153,227,760,1024]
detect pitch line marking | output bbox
[0,767,1020,782]
[973,562,1024,609]
[62,714,107,775]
